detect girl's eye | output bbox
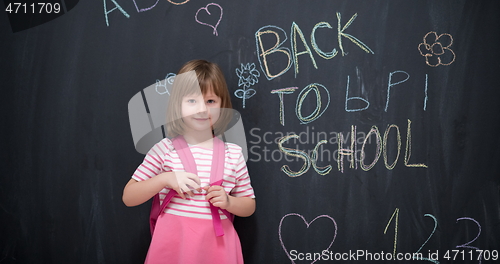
[207,99,216,104]
[187,99,196,103]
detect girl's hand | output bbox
[204,185,229,209]
[161,171,201,199]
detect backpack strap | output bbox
[149,137,196,235]
[208,136,233,236]
[171,136,231,236]
[149,189,176,235]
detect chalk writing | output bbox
[345,74,370,112]
[195,3,223,36]
[424,74,429,111]
[385,71,430,112]
[133,0,159,12]
[167,0,190,5]
[278,135,311,177]
[295,83,330,124]
[103,0,130,27]
[271,71,427,125]
[336,12,374,56]
[279,213,337,264]
[255,13,374,79]
[337,125,357,172]
[404,119,427,168]
[360,126,382,171]
[383,211,493,264]
[276,211,496,262]
[271,87,298,126]
[291,22,318,77]
[456,217,482,264]
[278,119,426,177]
[384,208,400,259]
[413,214,439,264]
[255,25,292,80]
[385,71,410,112]
[104,0,191,26]
[418,31,456,67]
[311,140,332,175]
[311,22,338,59]
[383,124,401,170]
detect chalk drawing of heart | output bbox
[279,213,337,264]
[195,3,223,36]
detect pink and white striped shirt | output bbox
[132,138,255,220]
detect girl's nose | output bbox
[197,101,208,113]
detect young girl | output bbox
[123,60,256,264]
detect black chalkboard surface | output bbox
[1,0,500,263]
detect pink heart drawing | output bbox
[195,3,223,36]
[279,213,337,264]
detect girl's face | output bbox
[181,90,221,134]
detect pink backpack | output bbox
[149,136,232,236]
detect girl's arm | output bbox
[122,173,169,207]
[227,196,256,217]
[204,186,256,217]
[123,172,201,207]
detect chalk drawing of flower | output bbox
[236,63,260,89]
[418,31,456,67]
[155,73,176,95]
[234,63,260,108]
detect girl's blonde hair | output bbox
[166,60,233,138]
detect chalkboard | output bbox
[1,0,500,263]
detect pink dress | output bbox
[132,138,254,264]
[145,213,243,264]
